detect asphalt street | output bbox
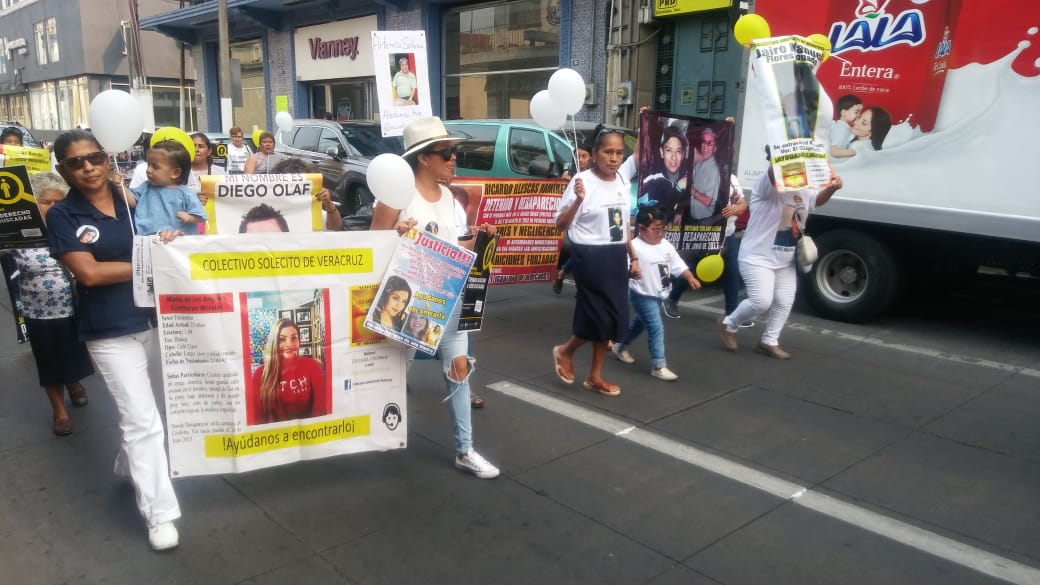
[1,278,1038,585]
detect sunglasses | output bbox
[59,151,108,170]
[426,146,457,161]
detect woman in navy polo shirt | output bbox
[47,129,182,551]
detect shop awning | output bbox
[140,0,407,44]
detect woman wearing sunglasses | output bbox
[45,129,183,551]
[370,116,500,480]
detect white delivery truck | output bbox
[736,0,1040,321]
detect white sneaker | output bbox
[148,521,179,551]
[612,345,635,364]
[651,367,678,381]
[455,449,500,479]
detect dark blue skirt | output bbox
[26,317,94,387]
[569,243,629,342]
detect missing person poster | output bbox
[457,177,566,284]
[458,230,499,332]
[0,146,52,174]
[636,112,733,253]
[200,173,324,234]
[149,231,408,477]
[364,230,475,356]
[0,165,48,249]
[749,35,834,191]
[371,30,433,137]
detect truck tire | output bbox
[802,229,900,322]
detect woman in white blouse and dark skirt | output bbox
[552,128,641,397]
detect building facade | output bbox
[0,0,197,141]
[139,0,747,135]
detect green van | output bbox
[443,119,636,179]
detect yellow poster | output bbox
[0,145,52,174]
[654,0,732,17]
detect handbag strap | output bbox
[791,210,807,240]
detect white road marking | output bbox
[674,298,1040,378]
[487,380,1040,585]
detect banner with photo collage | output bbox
[149,231,408,477]
[364,229,475,356]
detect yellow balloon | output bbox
[695,254,724,283]
[808,33,832,62]
[150,126,195,162]
[252,129,265,148]
[734,14,771,47]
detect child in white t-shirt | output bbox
[611,206,700,381]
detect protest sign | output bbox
[458,230,499,332]
[748,35,834,191]
[0,145,52,174]
[0,165,48,249]
[370,30,433,137]
[150,231,408,477]
[457,177,566,284]
[364,230,475,356]
[636,112,733,254]
[200,173,323,234]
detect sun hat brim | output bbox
[402,134,466,159]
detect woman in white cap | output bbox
[370,116,500,479]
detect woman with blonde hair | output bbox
[248,318,329,425]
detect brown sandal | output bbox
[582,379,621,397]
[67,383,88,407]
[52,417,73,436]
[552,346,574,385]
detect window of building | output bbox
[443,0,560,120]
[56,77,89,128]
[33,21,46,65]
[230,39,265,133]
[4,94,30,123]
[46,17,59,63]
[29,81,58,129]
[0,52,7,75]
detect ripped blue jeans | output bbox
[408,301,474,454]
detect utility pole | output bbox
[178,0,186,129]
[218,0,233,131]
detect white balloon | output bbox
[530,90,566,130]
[366,153,415,209]
[275,111,294,133]
[88,90,145,153]
[548,68,586,116]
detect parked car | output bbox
[443,119,636,179]
[0,122,45,148]
[275,119,404,223]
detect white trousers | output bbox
[723,261,797,346]
[86,329,181,526]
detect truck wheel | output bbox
[802,229,900,322]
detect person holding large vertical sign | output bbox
[370,116,500,479]
[719,150,842,359]
[551,127,640,397]
[46,129,183,551]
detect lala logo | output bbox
[829,0,926,54]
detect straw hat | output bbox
[402,116,465,158]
